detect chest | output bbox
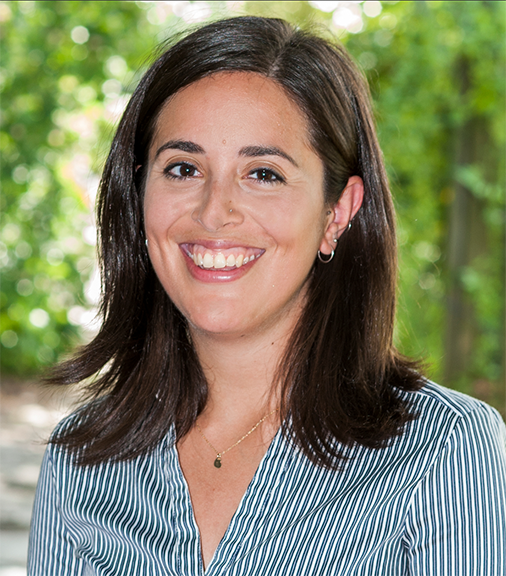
[176,434,270,568]
[56,438,420,575]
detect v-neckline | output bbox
[171,425,288,574]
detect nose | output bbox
[191,177,243,232]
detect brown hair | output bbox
[50,16,422,467]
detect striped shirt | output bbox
[28,381,506,575]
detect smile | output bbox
[181,243,264,270]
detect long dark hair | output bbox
[50,16,422,467]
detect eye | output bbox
[247,167,285,185]
[164,162,201,180]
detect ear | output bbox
[319,176,364,255]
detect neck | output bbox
[190,311,298,428]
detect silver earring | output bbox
[145,238,148,247]
[317,250,334,263]
[229,208,233,213]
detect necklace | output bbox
[195,408,279,468]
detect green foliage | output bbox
[0,0,164,373]
[1,1,504,409]
[345,1,505,396]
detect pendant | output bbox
[214,456,222,468]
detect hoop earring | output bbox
[317,250,334,263]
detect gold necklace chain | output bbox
[195,408,279,468]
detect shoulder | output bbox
[410,379,499,416]
[397,380,506,466]
[405,379,505,431]
[352,380,506,483]
[400,384,506,570]
[45,404,175,474]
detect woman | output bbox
[29,16,505,575]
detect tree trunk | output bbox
[444,62,489,385]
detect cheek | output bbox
[144,189,162,234]
[144,188,184,237]
[248,196,326,257]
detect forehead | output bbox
[150,72,312,154]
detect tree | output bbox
[1,1,161,372]
[346,1,505,406]
[1,1,504,413]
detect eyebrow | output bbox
[154,139,205,159]
[154,140,298,168]
[239,145,299,168]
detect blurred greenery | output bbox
[1,1,504,413]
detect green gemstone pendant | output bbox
[214,456,222,468]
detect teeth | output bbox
[190,248,260,269]
[214,253,226,269]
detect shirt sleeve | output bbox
[28,445,84,575]
[403,403,506,576]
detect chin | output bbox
[183,305,248,337]
[188,318,248,339]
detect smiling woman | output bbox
[144,72,340,337]
[28,16,506,576]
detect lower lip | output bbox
[180,248,258,283]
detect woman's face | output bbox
[144,72,332,339]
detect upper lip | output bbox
[179,239,262,250]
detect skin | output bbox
[144,72,363,568]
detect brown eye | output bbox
[249,168,285,184]
[164,162,201,179]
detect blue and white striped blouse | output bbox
[28,381,506,575]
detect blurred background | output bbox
[0,1,504,572]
